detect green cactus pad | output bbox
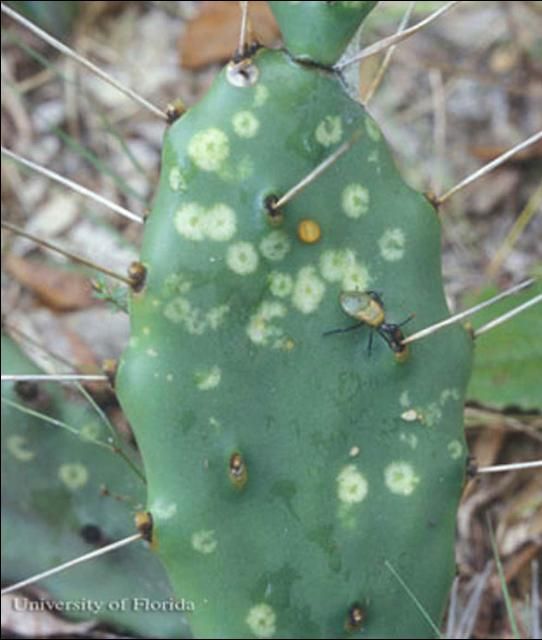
[117,47,473,639]
[268,1,378,65]
[1,334,190,639]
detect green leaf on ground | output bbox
[466,279,542,411]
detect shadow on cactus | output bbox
[114,3,474,638]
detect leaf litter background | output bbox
[1,1,541,638]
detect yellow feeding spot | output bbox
[58,463,89,490]
[7,435,35,462]
[226,242,259,275]
[379,228,406,262]
[246,603,277,639]
[297,219,321,244]
[195,365,222,391]
[191,529,217,554]
[342,184,370,219]
[337,464,368,504]
[268,272,294,298]
[188,128,229,172]
[292,266,326,314]
[259,230,291,262]
[169,166,187,192]
[448,440,463,460]
[232,110,260,138]
[315,115,343,147]
[384,462,420,496]
[365,116,381,141]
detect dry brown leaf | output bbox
[5,255,94,311]
[180,1,280,70]
[469,140,542,163]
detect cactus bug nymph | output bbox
[325,290,413,359]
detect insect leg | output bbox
[323,322,364,337]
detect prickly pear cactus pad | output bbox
[268,1,378,65]
[1,335,189,639]
[117,40,473,640]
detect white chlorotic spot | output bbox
[315,115,343,147]
[163,272,192,297]
[448,440,463,460]
[175,203,205,241]
[151,499,177,520]
[164,297,229,334]
[80,422,101,441]
[379,228,406,262]
[421,402,442,427]
[349,446,360,458]
[246,603,277,639]
[164,297,192,324]
[337,464,368,504]
[175,203,237,243]
[253,84,269,108]
[365,116,381,141]
[401,409,420,423]
[440,388,460,405]
[247,301,287,347]
[146,347,158,358]
[58,463,89,490]
[166,373,174,382]
[319,249,356,282]
[143,327,151,336]
[384,462,420,496]
[342,261,371,292]
[399,432,418,449]
[341,1,365,7]
[292,266,326,314]
[202,203,237,242]
[191,529,217,554]
[188,128,230,172]
[342,183,370,219]
[206,304,230,329]
[195,365,222,390]
[219,156,254,182]
[227,242,259,275]
[7,435,35,462]
[232,110,260,138]
[268,272,294,298]
[399,391,411,408]
[368,149,379,164]
[259,231,291,262]
[169,166,187,192]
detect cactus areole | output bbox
[117,4,473,638]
